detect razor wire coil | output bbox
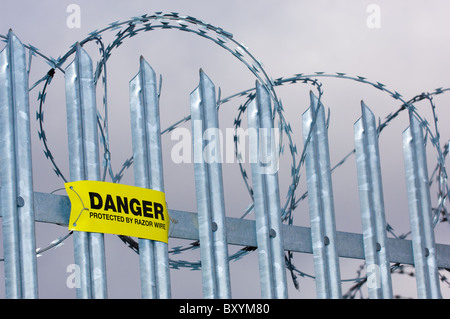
[1,12,449,297]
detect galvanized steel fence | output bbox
[1,13,450,299]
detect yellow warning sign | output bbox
[65,180,169,243]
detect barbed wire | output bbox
[1,12,449,297]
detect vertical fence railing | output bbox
[354,101,393,299]
[190,69,231,299]
[129,56,171,299]
[0,30,38,299]
[1,31,449,300]
[65,43,107,298]
[248,81,287,299]
[302,91,342,299]
[403,113,441,299]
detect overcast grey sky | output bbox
[0,0,450,299]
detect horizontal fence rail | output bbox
[0,14,449,299]
[2,192,450,270]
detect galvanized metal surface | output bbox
[248,82,287,299]
[3,192,450,270]
[0,14,449,299]
[403,113,441,299]
[190,70,231,299]
[302,91,341,299]
[129,56,171,299]
[65,44,107,298]
[354,101,393,299]
[0,30,38,299]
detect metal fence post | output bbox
[248,81,287,298]
[65,43,107,298]
[129,56,171,299]
[403,112,441,299]
[0,30,38,299]
[191,69,231,299]
[354,101,393,299]
[302,91,342,299]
